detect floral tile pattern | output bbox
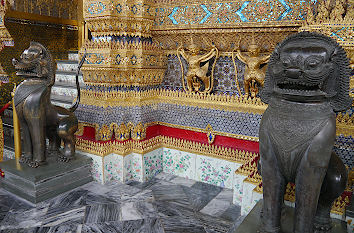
[124,153,143,182]
[196,155,236,189]
[78,151,104,184]
[162,148,196,180]
[103,153,124,183]
[233,174,248,206]
[143,148,163,181]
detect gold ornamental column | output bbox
[81,0,165,87]
[0,0,13,79]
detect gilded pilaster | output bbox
[81,0,166,86]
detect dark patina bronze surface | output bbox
[12,42,82,168]
[259,32,351,233]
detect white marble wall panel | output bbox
[240,181,257,215]
[346,216,354,233]
[124,153,143,182]
[103,153,124,183]
[162,148,196,180]
[251,190,263,211]
[196,155,236,189]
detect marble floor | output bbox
[0,172,245,233]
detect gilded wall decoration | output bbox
[10,0,78,20]
[177,41,218,94]
[80,39,166,85]
[301,0,354,67]
[84,0,155,37]
[153,0,311,30]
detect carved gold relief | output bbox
[206,124,215,144]
[177,39,218,94]
[115,123,131,141]
[233,37,270,97]
[131,123,146,141]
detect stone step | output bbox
[68,51,79,61]
[56,60,79,72]
[51,87,77,100]
[50,101,73,109]
[55,71,84,85]
[50,94,75,104]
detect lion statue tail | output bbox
[69,51,87,112]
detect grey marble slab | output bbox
[151,184,191,208]
[41,206,86,227]
[106,183,143,202]
[161,216,207,233]
[81,181,113,195]
[170,176,196,187]
[84,203,121,223]
[200,198,232,217]
[82,222,123,233]
[126,177,159,190]
[47,189,88,212]
[194,211,233,233]
[182,186,221,211]
[155,172,177,181]
[0,205,48,230]
[121,201,158,221]
[155,200,195,219]
[0,228,38,233]
[123,217,164,233]
[85,192,118,205]
[0,192,16,213]
[219,204,241,222]
[191,182,223,197]
[36,223,80,233]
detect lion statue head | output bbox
[12,42,55,86]
[261,31,352,112]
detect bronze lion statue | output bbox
[12,42,84,168]
[259,32,351,233]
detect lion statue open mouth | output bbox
[259,32,352,233]
[12,42,84,168]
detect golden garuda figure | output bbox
[234,39,270,97]
[177,40,218,94]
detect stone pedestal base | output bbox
[234,200,347,233]
[0,153,92,203]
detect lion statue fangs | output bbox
[258,32,351,233]
[12,42,81,168]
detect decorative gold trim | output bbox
[6,10,78,26]
[80,89,267,114]
[76,135,258,164]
